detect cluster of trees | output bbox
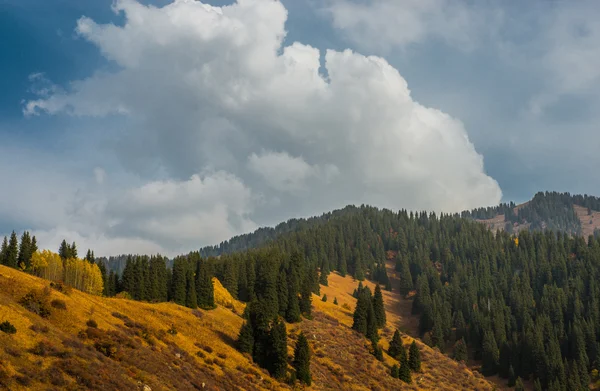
[1,231,37,270]
[204,204,600,389]
[1,235,104,295]
[235,249,316,384]
[461,202,517,220]
[388,331,421,383]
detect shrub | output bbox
[50,281,72,295]
[86,319,98,328]
[342,303,351,311]
[94,341,118,358]
[4,346,22,357]
[0,321,16,334]
[30,324,49,333]
[167,324,177,335]
[51,299,67,310]
[19,289,52,318]
[30,340,59,357]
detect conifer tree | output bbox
[372,340,384,361]
[0,236,7,265]
[319,269,328,286]
[482,330,499,376]
[277,268,289,316]
[391,364,399,378]
[17,231,32,270]
[399,350,412,383]
[388,330,403,359]
[299,274,312,318]
[185,268,197,309]
[6,232,18,268]
[508,365,516,387]
[372,284,386,328]
[396,256,413,294]
[170,257,187,306]
[322,294,327,302]
[353,286,371,335]
[267,319,288,379]
[453,338,468,362]
[408,341,421,372]
[196,258,215,310]
[293,332,311,386]
[59,239,69,260]
[333,297,338,305]
[237,321,254,355]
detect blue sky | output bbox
[1,0,599,255]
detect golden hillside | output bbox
[0,265,494,390]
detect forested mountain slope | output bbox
[200,192,600,259]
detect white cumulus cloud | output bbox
[21,0,502,255]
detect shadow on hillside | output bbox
[214,329,236,348]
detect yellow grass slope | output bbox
[0,265,278,391]
[311,271,495,391]
[0,264,494,390]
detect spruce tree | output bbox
[352,287,370,335]
[59,239,69,260]
[333,297,338,305]
[453,338,467,362]
[399,350,412,383]
[6,232,18,268]
[0,236,7,265]
[277,268,289,316]
[408,341,421,372]
[17,231,31,270]
[299,274,312,318]
[482,330,499,376]
[372,340,384,361]
[372,284,386,328]
[170,257,187,306]
[322,294,327,302]
[293,332,311,386]
[185,269,198,309]
[388,330,403,359]
[237,321,254,355]
[267,319,288,379]
[319,269,328,286]
[391,364,400,378]
[507,364,516,387]
[196,259,215,310]
[397,256,413,294]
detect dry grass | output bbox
[0,262,496,390]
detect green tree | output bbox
[408,341,421,372]
[5,232,18,268]
[59,239,69,260]
[267,319,288,379]
[453,338,468,363]
[372,284,386,328]
[399,350,412,383]
[237,321,254,355]
[388,330,403,359]
[482,330,499,376]
[353,287,371,335]
[293,332,311,386]
[391,364,399,378]
[185,268,198,309]
[0,236,7,265]
[17,231,32,270]
[333,297,338,305]
[322,294,327,302]
[170,257,187,306]
[508,365,516,387]
[299,274,313,318]
[196,258,215,310]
